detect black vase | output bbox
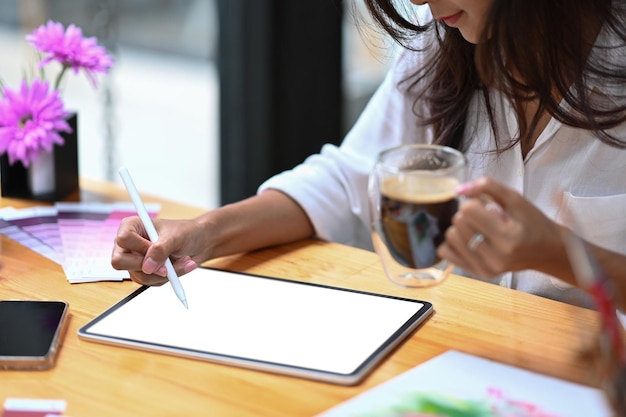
[0,113,80,202]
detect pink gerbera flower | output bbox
[26,20,114,88]
[0,79,72,167]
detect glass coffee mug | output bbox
[369,144,467,287]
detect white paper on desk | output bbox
[79,267,432,384]
[316,350,612,417]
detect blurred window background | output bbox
[0,0,391,209]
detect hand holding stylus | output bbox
[118,166,189,309]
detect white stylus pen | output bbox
[118,167,188,309]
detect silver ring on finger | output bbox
[467,232,485,251]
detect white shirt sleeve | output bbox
[258,46,433,250]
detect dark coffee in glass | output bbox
[380,176,459,269]
[369,144,466,287]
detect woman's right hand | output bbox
[111,216,210,286]
[111,190,317,286]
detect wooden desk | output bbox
[0,179,603,417]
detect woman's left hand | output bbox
[437,176,568,280]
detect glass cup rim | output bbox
[376,143,466,176]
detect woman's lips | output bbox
[440,11,463,26]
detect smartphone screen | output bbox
[0,300,69,369]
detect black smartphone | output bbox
[0,300,70,370]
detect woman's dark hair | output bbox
[363,0,626,151]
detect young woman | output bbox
[112,0,626,309]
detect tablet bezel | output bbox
[78,268,433,385]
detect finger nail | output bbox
[143,257,159,274]
[456,182,471,195]
[183,259,198,273]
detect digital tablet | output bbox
[78,268,433,385]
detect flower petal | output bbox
[0,78,72,166]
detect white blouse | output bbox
[259,26,626,309]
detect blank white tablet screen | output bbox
[84,268,427,375]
